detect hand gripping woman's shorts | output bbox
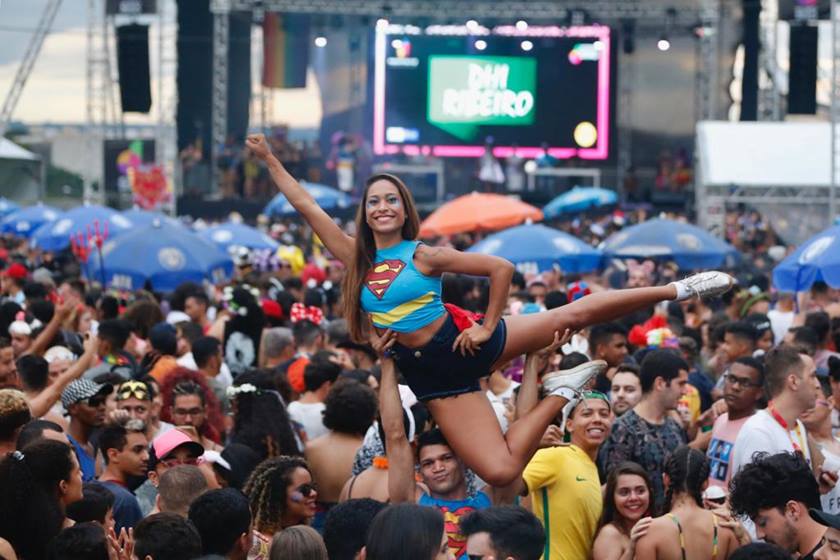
[389,313,507,401]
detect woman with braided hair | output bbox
[244,455,318,560]
[634,446,740,560]
[247,133,735,486]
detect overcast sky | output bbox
[0,0,321,127]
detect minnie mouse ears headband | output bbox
[8,311,41,337]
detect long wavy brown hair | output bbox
[341,173,420,342]
[597,462,654,534]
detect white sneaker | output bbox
[542,360,607,401]
[670,271,735,301]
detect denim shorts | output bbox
[390,314,507,401]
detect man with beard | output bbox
[609,364,642,417]
[730,452,826,559]
[98,420,149,531]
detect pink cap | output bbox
[152,428,204,460]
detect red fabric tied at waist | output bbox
[444,303,484,332]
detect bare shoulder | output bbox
[594,523,623,541]
[413,243,452,262]
[592,524,627,560]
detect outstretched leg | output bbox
[427,391,569,487]
[493,285,676,369]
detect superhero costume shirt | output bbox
[360,240,445,332]
[419,491,491,559]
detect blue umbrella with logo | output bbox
[199,222,279,252]
[0,198,19,218]
[543,186,618,218]
[0,203,61,236]
[86,221,233,292]
[467,223,602,273]
[601,218,739,269]
[773,225,840,292]
[121,207,182,229]
[31,203,134,252]
[263,182,353,217]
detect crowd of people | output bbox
[1,134,840,560]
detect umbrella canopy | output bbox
[31,204,134,252]
[601,218,739,269]
[0,204,61,236]
[419,192,543,237]
[86,221,233,292]
[543,186,618,219]
[199,222,279,252]
[121,208,182,229]
[263,182,354,217]
[773,225,840,292]
[467,223,602,273]
[0,198,19,218]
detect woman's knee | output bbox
[477,461,521,487]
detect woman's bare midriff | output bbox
[374,313,447,349]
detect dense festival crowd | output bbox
[1,138,840,560]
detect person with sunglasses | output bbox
[706,357,765,493]
[243,455,319,560]
[61,378,114,481]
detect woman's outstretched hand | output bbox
[452,321,492,356]
[246,134,272,160]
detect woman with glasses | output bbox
[244,456,318,560]
[592,462,654,560]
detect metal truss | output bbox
[0,0,62,136]
[157,0,179,212]
[211,0,231,194]
[757,0,781,120]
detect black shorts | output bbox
[390,314,507,401]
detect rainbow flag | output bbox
[262,13,309,89]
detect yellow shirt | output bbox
[523,444,602,560]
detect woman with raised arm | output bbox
[246,134,734,486]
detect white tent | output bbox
[0,137,39,161]
[695,121,833,245]
[0,137,43,204]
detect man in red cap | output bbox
[1,263,28,306]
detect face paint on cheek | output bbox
[289,491,304,503]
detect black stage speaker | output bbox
[176,0,213,154]
[116,24,152,113]
[788,23,818,115]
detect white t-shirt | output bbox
[767,309,795,346]
[287,401,327,441]
[730,409,812,478]
[176,352,234,392]
[820,446,840,514]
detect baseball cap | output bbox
[2,263,28,280]
[61,379,114,409]
[810,508,840,530]
[152,428,204,461]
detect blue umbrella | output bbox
[263,182,353,217]
[31,204,134,252]
[0,204,61,236]
[773,225,840,292]
[86,221,233,292]
[0,198,19,218]
[199,222,279,252]
[543,186,618,218]
[467,223,602,273]
[601,218,739,269]
[121,208,182,229]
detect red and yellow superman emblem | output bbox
[365,259,406,299]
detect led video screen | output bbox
[373,23,612,159]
